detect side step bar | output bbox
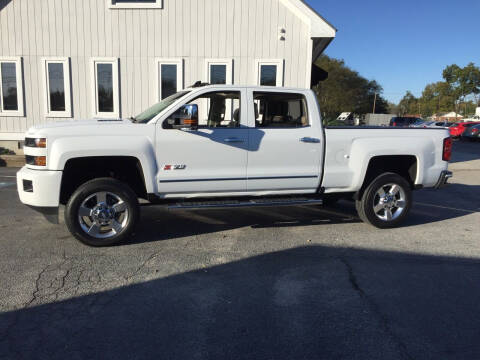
[167,197,323,210]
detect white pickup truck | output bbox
[17,85,453,246]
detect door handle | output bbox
[300,137,320,143]
[224,137,244,143]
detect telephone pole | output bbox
[373,92,377,114]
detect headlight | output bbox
[25,156,47,167]
[25,137,47,148]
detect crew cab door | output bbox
[246,89,323,192]
[155,88,248,196]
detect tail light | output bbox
[393,122,396,126]
[443,137,452,162]
[472,128,479,134]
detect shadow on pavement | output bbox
[1,245,479,359]
[130,204,360,244]
[450,141,480,163]
[128,183,477,244]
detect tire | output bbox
[356,172,412,229]
[65,178,139,247]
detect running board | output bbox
[167,197,323,210]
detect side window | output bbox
[205,59,233,85]
[255,60,284,87]
[156,59,183,101]
[0,57,24,117]
[108,0,163,9]
[253,92,309,128]
[41,57,72,117]
[164,91,241,129]
[91,58,120,118]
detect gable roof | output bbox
[281,0,337,38]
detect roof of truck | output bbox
[186,84,312,92]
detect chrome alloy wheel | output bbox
[373,183,407,222]
[78,192,129,239]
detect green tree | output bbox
[313,55,389,123]
[418,81,455,116]
[398,91,419,115]
[443,62,480,109]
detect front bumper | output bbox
[16,166,62,207]
[434,170,453,189]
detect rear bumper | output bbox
[434,170,453,189]
[16,166,62,207]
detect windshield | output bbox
[133,91,190,124]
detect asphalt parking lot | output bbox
[0,141,479,360]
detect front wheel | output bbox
[356,172,412,229]
[65,178,139,246]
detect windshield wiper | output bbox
[129,116,137,123]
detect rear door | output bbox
[155,88,248,196]
[246,89,323,193]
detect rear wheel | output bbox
[356,172,412,228]
[65,178,139,247]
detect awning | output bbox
[311,64,328,86]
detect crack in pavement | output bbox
[124,251,164,281]
[0,253,115,357]
[339,257,414,360]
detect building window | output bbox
[0,57,24,117]
[205,59,233,85]
[108,0,163,9]
[41,58,72,118]
[156,59,183,101]
[91,58,120,118]
[255,60,284,87]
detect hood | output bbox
[28,119,130,131]
[26,119,133,136]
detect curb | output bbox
[0,155,25,168]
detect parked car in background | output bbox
[461,124,480,141]
[426,121,454,129]
[409,119,427,128]
[449,122,479,138]
[462,115,480,122]
[419,121,436,128]
[336,112,357,126]
[389,117,422,127]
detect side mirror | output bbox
[166,104,198,130]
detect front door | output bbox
[246,90,323,192]
[155,88,248,196]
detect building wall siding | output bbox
[0,0,311,134]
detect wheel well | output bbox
[60,156,147,205]
[357,155,418,198]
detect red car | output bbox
[449,122,479,138]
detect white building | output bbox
[0,0,335,151]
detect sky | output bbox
[308,0,480,104]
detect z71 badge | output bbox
[164,165,187,171]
